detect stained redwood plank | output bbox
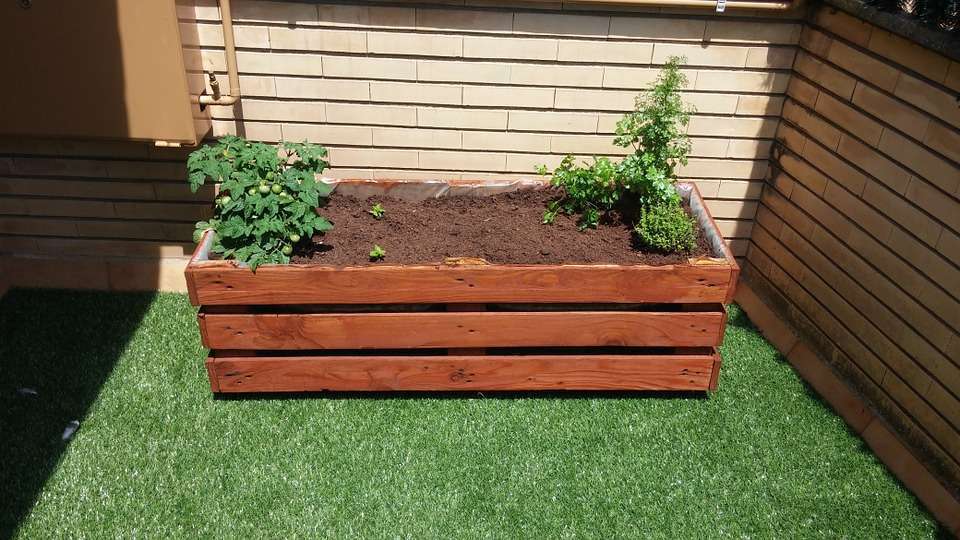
[689,181,740,304]
[185,183,738,306]
[187,262,733,306]
[199,310,725,350]
[445,303,487,356]
[726,264,741,305]
[204,357,221,393]
[208,353,717,392]
[709,352,723,391]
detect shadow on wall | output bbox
[0,4,172,533]
[0,0,142,291]
[0,0,217,294]
[0,1,129,140]
[0,289,155,538]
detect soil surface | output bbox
[294,189,712,266]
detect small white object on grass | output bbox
[62,420,80,441]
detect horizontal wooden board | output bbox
[187,262,734,305]
[208,352,720,392]
[185,183,739,306]
[199,310,726,349]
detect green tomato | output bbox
[266,172,275,180]
[281,245,293,256]
[247,187,257,196]
[271,183,283,194]
[220,195,231,205]
[289,233,301,243]
[259,184,271,195]
[279,191,289,198]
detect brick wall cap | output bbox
[821,0,960,62]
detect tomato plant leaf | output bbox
[186,136,332,271]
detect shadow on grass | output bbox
[0,289,155,539]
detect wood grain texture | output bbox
[184,183,739,307]
[691,181,741,305]
[709,354,722,391]
[445,303,487,356]
[199,310,726,349]
[208,352,719,392]
[204,357,221,393]
[186,262,734,306]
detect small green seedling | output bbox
[369,244,387,261]
[368,203,386,220]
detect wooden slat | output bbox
[445,303,486,356]
[709,355,722,391]
[185,183,739,306]
[208,352,719,392]
[204,357,221,393]
[691,181,741,304]
[187,262,734,305]
[199,310,725,349]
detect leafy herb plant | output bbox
[368,203,386,220]
[188,135,333,270]
[634,202,696,253]
[369,244,387,261]
[539,57,694,234]
[613,56,693,208]
[540,156,618,230]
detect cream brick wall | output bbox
[749,3,960,496]
[0,1,797,292]
[0,0,800,290]
[193,1,793,239]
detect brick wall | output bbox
[0,1,800,291]
[192,0,798,257]
[746,5,960,492]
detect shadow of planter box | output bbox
[185,182,738,394]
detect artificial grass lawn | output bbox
[0,289,938,538]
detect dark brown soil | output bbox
[293,189,712,266]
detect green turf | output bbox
[0,289,938,538]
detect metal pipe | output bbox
[196,0,240,106]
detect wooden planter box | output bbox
[186,182,738,394]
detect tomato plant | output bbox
[188,135,333,270]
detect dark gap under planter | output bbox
[186,181,738,394]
